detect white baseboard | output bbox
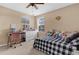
[0,44,7,47]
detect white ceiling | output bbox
[0,3,73,16]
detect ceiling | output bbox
[0,3,73,16]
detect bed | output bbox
[33,38,79,55]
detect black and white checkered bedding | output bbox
[33,39,78,55]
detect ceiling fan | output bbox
[26,3,44,9]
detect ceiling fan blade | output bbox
[34,4,38,9]
[35,3,44,4]
[26,4,31,8]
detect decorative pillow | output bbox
[66,31,77,38]
[47,31,52,36]
[52,32,63,41]
[70,38,79,51]
[61,32,68,41]
[51,29,56,36]
[65,32,79,44]
[62,32,67,38]
[70,38,79,45]
[53,32,59,39]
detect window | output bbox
[37,16,45,32]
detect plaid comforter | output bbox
[33,39,77,55]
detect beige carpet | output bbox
[0,40,46,55]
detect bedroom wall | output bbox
[36,4,79,37]
[0,6,35,45]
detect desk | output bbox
[8,32,22,48]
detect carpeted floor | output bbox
[0,40,46,55]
